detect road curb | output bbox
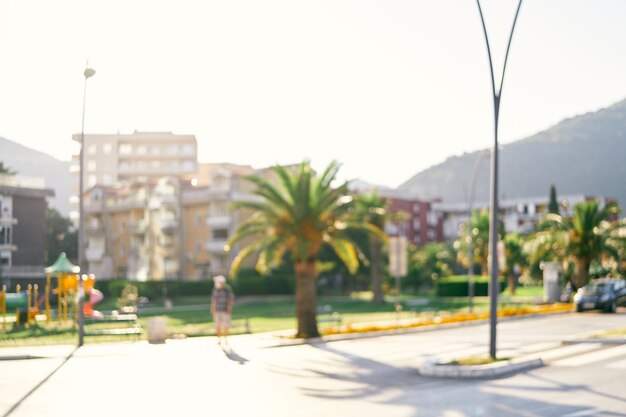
[418,357,543,379]
[0,354,36,361]
[264,310,571,348]
[562,337,626,345]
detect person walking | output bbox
[211,275,234,345]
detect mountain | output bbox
[0,137,72,215]
[398,98,626,209]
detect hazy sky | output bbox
[1,0,625,188]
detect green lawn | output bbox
[0,287,544,347]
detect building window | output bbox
[102,143,112,154]
[212,229,228,240]
[0,226,12,244]
[182,160,195,172]
[87,144,97,154]
[87,175,97,188]
[119,144,132,155]
[182,144,195,155]
[195,215,202,225]
[137,145,147,155]
[87,160,97,172]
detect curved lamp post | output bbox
[475,0,523,359]
[78,65,95,347]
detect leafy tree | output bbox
[534,200,622,289]
[45,208,78,265]
[454,209,504,275]
[406,242,455,292]
[227,161,384,338]
[548,185,560,215]
[0,162,16,175]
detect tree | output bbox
[228,161,384,338]
[536,200,622,289]
[548,185,560,215]
[353,192,388,304]
[454,209,503,275]
[502,233,527,295]
[406,242,455,292]
[46,208,78,265]
[0,162,16,175]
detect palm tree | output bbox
[353,192,388,304]
[537,200,622,289]
[455,209,491,275]
[502,233,527,295]
[227,161,384,338]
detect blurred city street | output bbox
[2,312,626,417]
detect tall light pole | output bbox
[475,0,523,359]
[78,65,95,347]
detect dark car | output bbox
[573,278,626,313]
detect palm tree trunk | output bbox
[507,274,516,296]
[370,237,384,304]
[295,260,319,338]
[482,259,489,277]
[573,258,591,289]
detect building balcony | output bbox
[0,243,17,252]
[85,222,104,234]
[0,265,43,279]
[86,247,106,262]
[205,239,228,253]
[160,219,178,233]
[206,215,230,228]
[128,220,148,234]
[84,201,104,213]
[0,217,17,227]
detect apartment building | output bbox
[0,175,54,280]
[434,194,614,241]
[83,164,262,281]
[71,131,198,222]
[349,184,445,246]
[385,196,445,245]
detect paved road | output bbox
[2,312,625,417]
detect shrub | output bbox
[435,275,505,297]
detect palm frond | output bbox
[327,237,359,275]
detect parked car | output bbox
[573,278,626,313]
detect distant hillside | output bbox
[0,137,71,215]
[398,98,626,209]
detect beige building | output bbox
[71,131,198,223]
[83,163,267,281]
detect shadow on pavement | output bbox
[221,343,249,365]
[288,341,617,417]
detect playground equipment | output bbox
[0,283,45,328]
[1,253,105,332]
[45,252,81,323]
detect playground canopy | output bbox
[45,252,80,274]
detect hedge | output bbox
[435,275,506,297]
[95,268,295,299]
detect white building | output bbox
[71,131,198,223]
[434,194,613,241]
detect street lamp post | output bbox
[475,0,523,359]
[78,66,95,347]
